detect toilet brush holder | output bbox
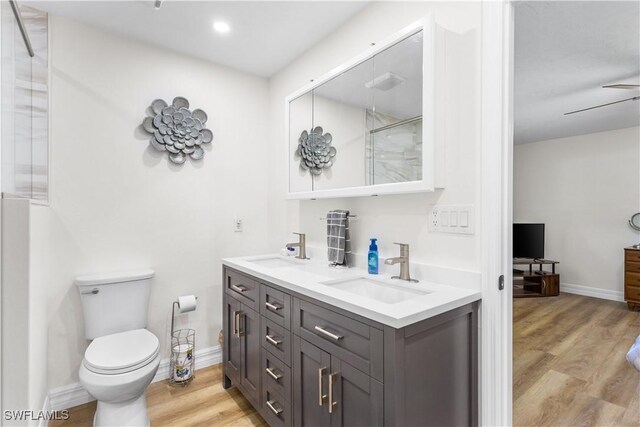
[169,328,195,385]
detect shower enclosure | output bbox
[1,1,49,202]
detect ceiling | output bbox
[26,0,369,77]
[515,1,640,144]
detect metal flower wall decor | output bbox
[297,126,336,176]
[141,97,213,165]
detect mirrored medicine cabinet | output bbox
[286,17,443,200]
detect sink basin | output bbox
[247,257,303,269]
[320,276,430,304]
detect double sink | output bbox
[247,256,430,305]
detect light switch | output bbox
[450,211,458,227]
[441,210,449,226]
[460,211,469,227]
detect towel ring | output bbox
[630,213,640,231]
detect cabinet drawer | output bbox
[262,349,291,403]
[626,262,640,274]
[625,250,640,263]
[293,298,384,382]
[625,285,640,302]
[262,387,291,427]
[262,317,291,366]
[625,273,640,287]
[225,270,260,311]
[261,285,291,330]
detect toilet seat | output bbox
[84,329,159,375]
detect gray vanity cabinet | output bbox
[222,266,478,427]
[292,336,331,426]
[223,294,261,407]
[292,334,384,427]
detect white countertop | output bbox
[222,254,481,329]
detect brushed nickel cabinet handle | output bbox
[314,326,343,341]
[237,312,245,337]
[233,311,239,337]
[231,284,247,293]
[265,334,282,346]
[265,301,282,311]
[329,372,337,414]
[266,400,283,416]
[80,288,99,295]
[265,367,283,381]
[318,367,327,406]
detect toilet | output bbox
[76,269,160,427]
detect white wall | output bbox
[514,126,640,297]
[44,16,270,390]
[268,1,482,270]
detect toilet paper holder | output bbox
[170,295,198,337]
[169,295,198,386]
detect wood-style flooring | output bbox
[50,364,265,427]
[514,293,640,426]
[53,293,640,426]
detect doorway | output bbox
[511,2,640,425]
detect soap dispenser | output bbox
[368,238,379,274]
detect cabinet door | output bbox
[293,336,331,427]
[240,306,261,405]
[224,296,242,385]
[328,356,383,427]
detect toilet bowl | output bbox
[75,269,158,427]
[79,329,160,426]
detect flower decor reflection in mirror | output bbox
[141,97,213,165]
[296,126,336,175]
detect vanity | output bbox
[222,15,479,427]
[221,255,480,427]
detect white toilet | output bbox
[76,269,160,427]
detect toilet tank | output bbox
[75,269,155,340]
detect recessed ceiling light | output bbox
[213,21,230,34]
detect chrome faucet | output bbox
[286,232,308,260]
[384,243,418,282]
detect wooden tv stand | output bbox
[513,258,560,298]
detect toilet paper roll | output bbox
[177,295,197,313]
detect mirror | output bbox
[287,18,438,199]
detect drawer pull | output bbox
[265,301,282,311]
[329,372,338,414]
[265,334,282,346]
[318,367,327,406]
[265,367,283,381]
[231,284,247,293]
[266,400,283,416]
[314,325,343,341]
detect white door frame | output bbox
[480,1,514,426]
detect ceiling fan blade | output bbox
[564,96,640,115]
[603,84,640,89]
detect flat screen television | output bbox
[513,223,545,259]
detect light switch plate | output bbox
[429,204,474,234]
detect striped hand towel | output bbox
[326,210,351,266]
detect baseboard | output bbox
[561,282,624,302]
[39,394,51,427]
[48,345,222,411]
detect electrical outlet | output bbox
[429,207,440,230]
[233,217,243,232]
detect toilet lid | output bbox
[84,329,159,375]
